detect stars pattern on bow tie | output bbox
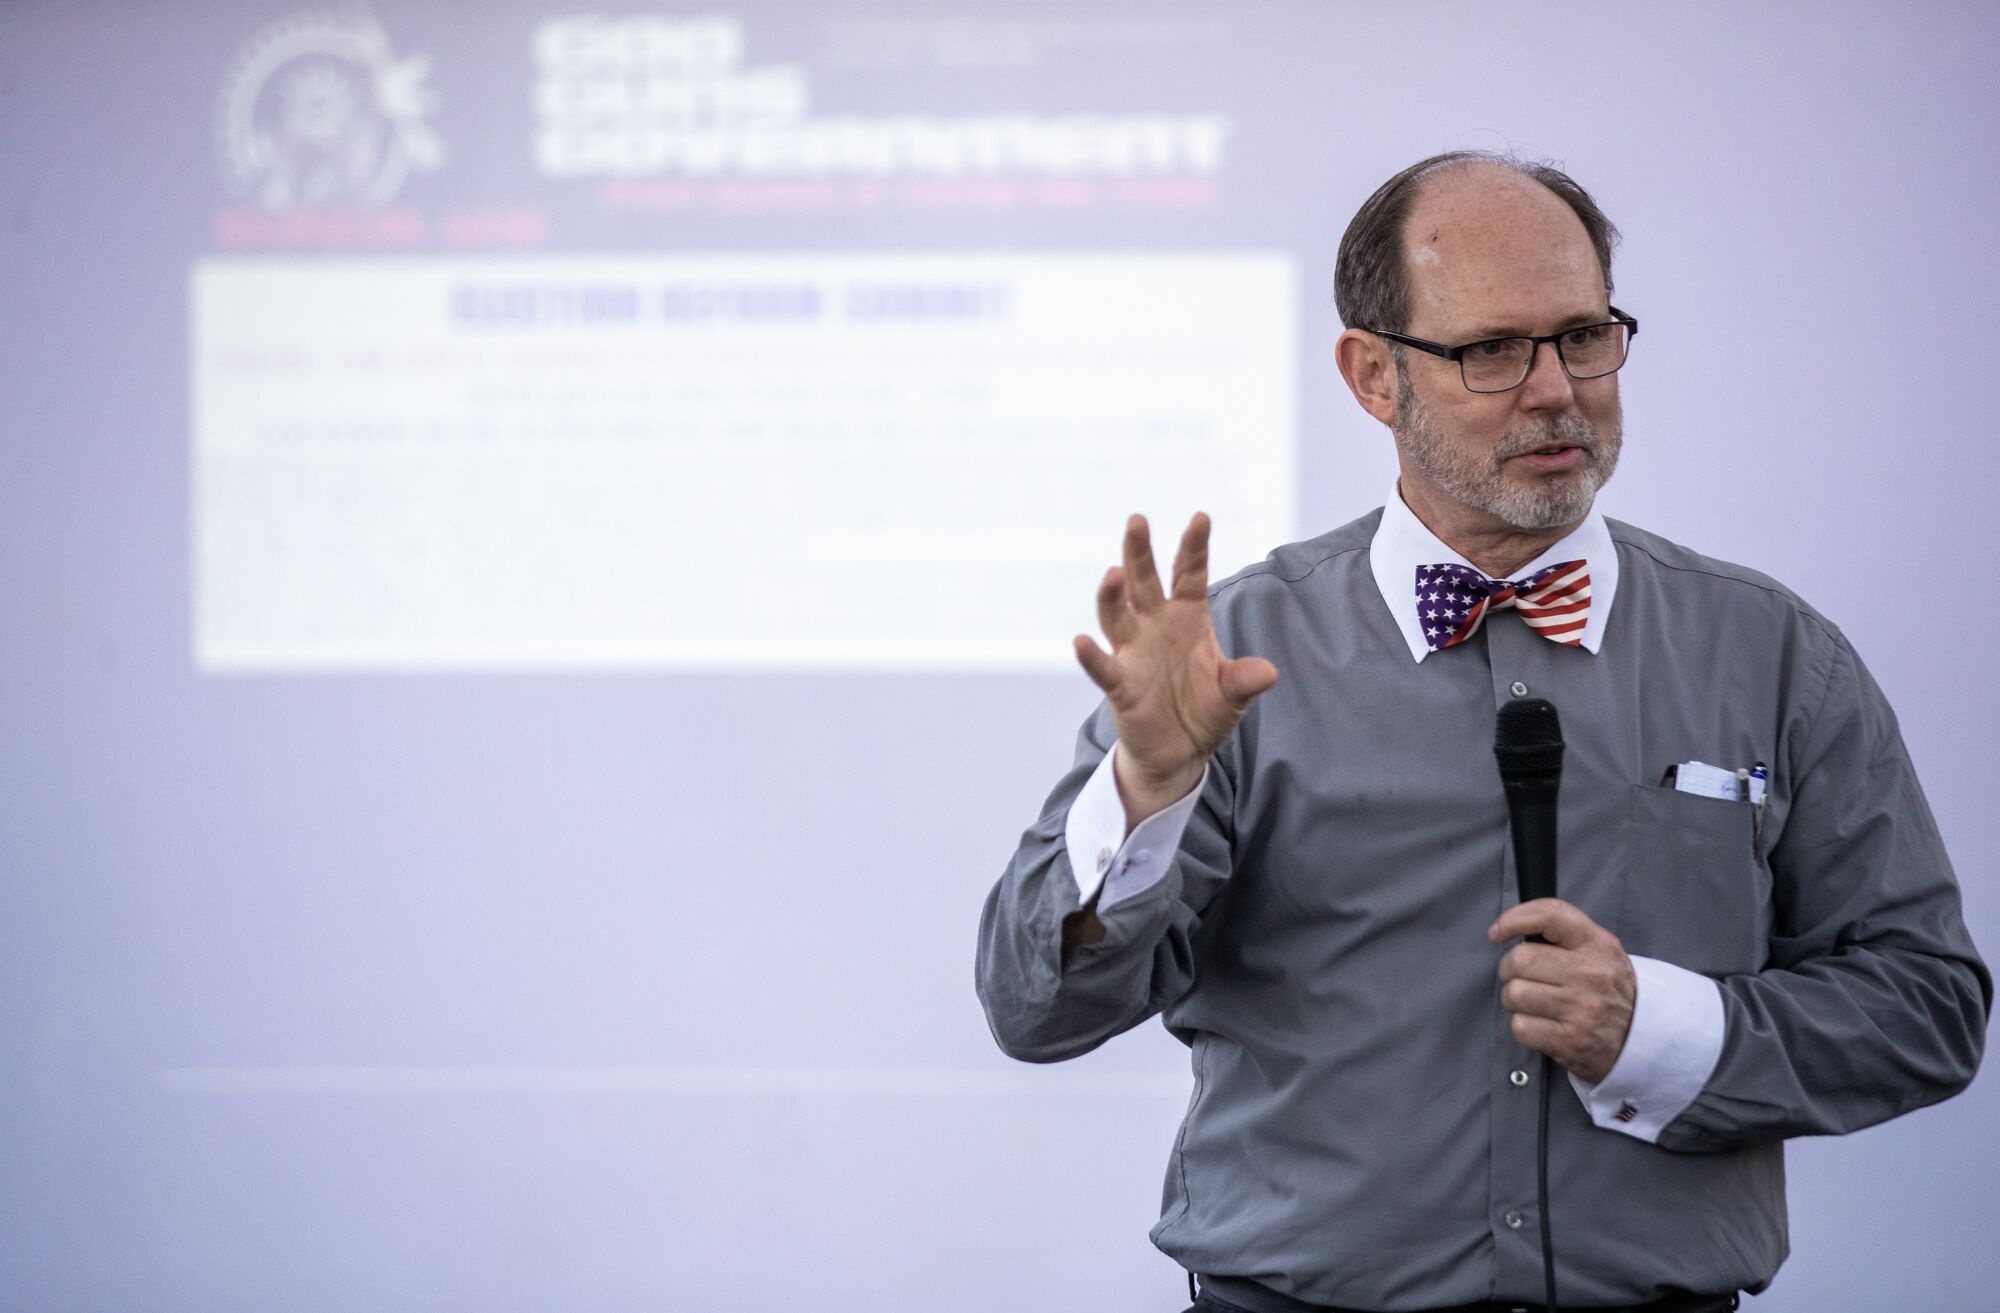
[1417,568,1491,643]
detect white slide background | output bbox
[192,255,1294,670]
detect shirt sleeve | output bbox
[976,700,1238,1064]
[1654,628,1990,1152]
[1567,955,1724,1142]
[1062,744,1208,909]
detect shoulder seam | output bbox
[1612,534,1839,647]
[1209,542,1369,600]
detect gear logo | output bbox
[217,10,443,208]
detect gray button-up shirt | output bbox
[976,508,1989,1308]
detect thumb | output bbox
[1219,656,1279,709]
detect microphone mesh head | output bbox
[1494,697,1564,775]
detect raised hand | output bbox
[1074,513,1279,830]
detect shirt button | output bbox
[1095,847,1113,875]
[1503,1209,1524,1230]
[1131,848,1152,865]
[1509,1069,1530,1087]
[1509,680,1529,697]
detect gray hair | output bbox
[1334,151,1620,334]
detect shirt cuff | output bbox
[1566,954,1725,1143]
[1062,744,1206,910]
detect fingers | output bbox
[1487,897,1598,949]
[1219,655,1279,708]
[1507,1012,1570,1058]
[1496,934,1621,989]
[1095,566,1135,648]
[1122,514,1166,612]
[1112,510,1215,616]
[1496,941,1556,984]
[1500,976,1570,1021]
[1505,982,1631,1085]
[1496,935,1634,1027]
[1073,634,1117,693]
[1169,512,1211,601]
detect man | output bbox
[974,152,1988,1312]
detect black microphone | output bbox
[1494,697,1564,908]
[1495,697,1567,1313]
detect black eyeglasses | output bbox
[1368,307,1638,394]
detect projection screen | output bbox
[2,3,1995,1310]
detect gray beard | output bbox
[1392,370,1622,531]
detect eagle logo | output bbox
[216,10,443,209]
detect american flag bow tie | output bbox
[1417,560,1591,651]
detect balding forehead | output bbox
[1407,163,1589,246]
[1400,165,1605,334]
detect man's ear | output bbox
[1335,328,1399,428]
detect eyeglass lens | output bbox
[1461,323,1630,393]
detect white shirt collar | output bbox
[1368,483,1620,662]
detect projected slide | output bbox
[187,9,1297,673]
[192,254,1294,670]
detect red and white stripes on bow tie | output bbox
[1416,560,1592,652]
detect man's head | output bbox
[1333,153,1626,543]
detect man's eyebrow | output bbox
[1459,310,1609,340]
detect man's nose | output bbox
[1515,339,1577,410]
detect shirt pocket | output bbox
[1615,782,1768,977]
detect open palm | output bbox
[1074,513,1279,818]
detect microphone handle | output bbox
[1501,773,1560,909]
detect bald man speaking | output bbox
[975,152,1987,1313]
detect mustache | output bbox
[1493,414,1601,462]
